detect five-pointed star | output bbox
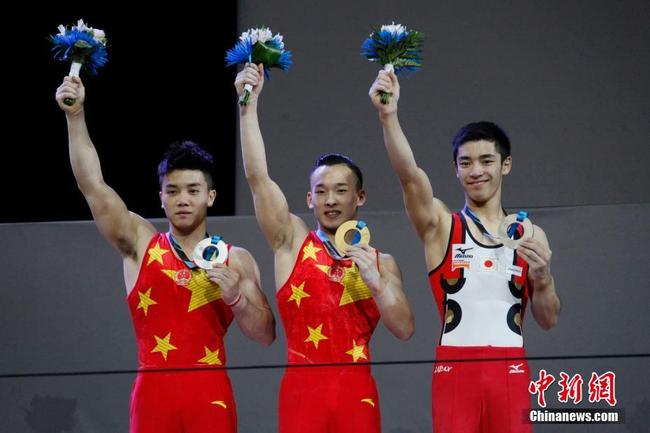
[198,347,222,365]
[316,264,373,306]
[161,269,222,312]
[345,339,368,362]
[147,242,170,266]
[151,332,177,361]
[304,324,328,349]
[137,288,158,316]
[287,281,310,307]
[301,241,321,262]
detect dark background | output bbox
[3,4,237,222]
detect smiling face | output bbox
[306,164,366,234]
[159,169,216,233]
[454,140,512,206]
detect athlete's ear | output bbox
[208,189,217,207]
[501,156,512,176]
[356,189,366,207]
[306,191,314,209]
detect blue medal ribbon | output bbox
[316,229,346,260]
[168,232,210,269]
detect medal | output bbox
[333,220,371,256]
[192,235,229,270]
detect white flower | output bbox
[57,24,66,36]
[381,22,407,35]
[240,27,274,44]
[92,28,106,43]
[272,33,284,48]
[74,19,90,33]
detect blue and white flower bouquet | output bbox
[225,27,292,105]
[361,22,423,104]
[51,19,108,105]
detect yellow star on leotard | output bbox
[301,241,321,262]
[151,332,177,361]
[304,324,328,349]
[345,340,368,363]
[146,242,169,266]
[161,269,222,312]
[287,281,310,307]
[316,264,373,306]
[198,347,222,365]
[136,288,157,316]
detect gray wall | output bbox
[2,206,650,432]
[235,0,650,214]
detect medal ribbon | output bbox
[168,232,211,269]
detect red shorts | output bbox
[279,366,381,433]
[432,346,531,433]
[130,369,237,433]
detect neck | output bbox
[465,194,504,221]
[316,224,336,241]
[169,223,207,250]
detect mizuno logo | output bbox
[509,363,525,374]
[456,247,473,254]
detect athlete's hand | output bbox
[517,237,552,287]
[234,63,264,104]
[207,262,241,305]
[55,76,85,116]
[346,244,381,293]
[369,69,399,115]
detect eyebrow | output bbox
[165,182,203,188]
[458,154,496,160]
[314,182,349,188]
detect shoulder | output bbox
[228,245,256,265]
[227,246,261,277]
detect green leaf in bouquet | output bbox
[252,41,282,67]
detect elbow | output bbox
[394,319,415,341]
[258,319,277,347]
[244,172,269,189]
[541,314,559,331]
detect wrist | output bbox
[66,108,85,120]
[224,291,243,307]
[379,110,398,124]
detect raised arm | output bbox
[347,245,414,340]
[369,71,450,242]
[236,64,307,252]
[208,247,276,346]
[55,76,153,258]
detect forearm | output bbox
[531,277,560,330]
[230,293,276,346]
[380,112,420,182]
[239,102,271,185]
[371,280,414,340]
[66,111,105,193]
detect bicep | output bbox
[84,182,149,256]
[232,248,272,308]
[401,169,450,240]
[251,178,308,251]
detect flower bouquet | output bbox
[50,19,108,105]
[225,27,292,105]
[361,23,423,104]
